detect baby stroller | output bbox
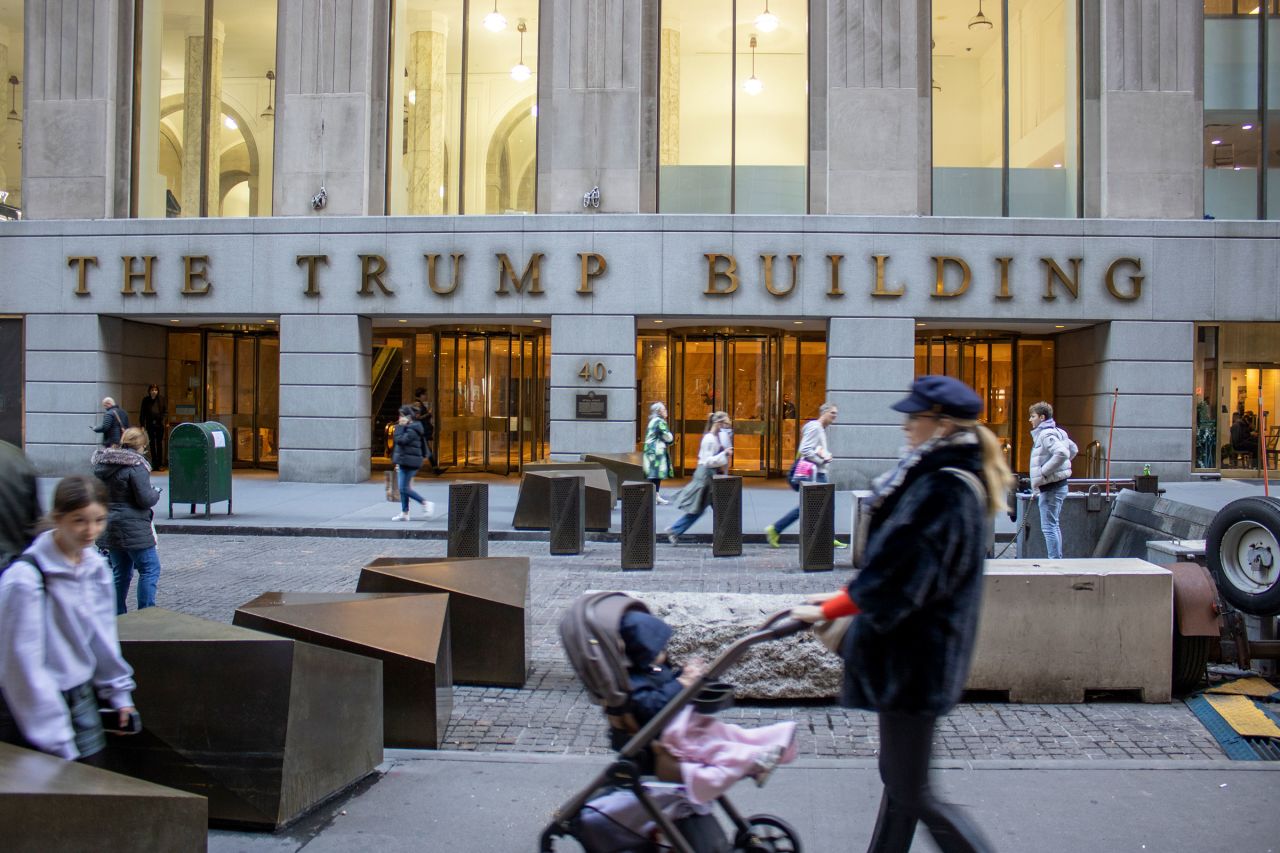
[539,592,806,853]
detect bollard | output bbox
[448,481,489,557]
[621,481,655,570]
[799,481,835,572]
[550,475,586,555]
[711,475,742,557]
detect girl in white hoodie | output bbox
[0,476,137,763]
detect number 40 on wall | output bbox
[578,361,608,382]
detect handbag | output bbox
[788,458,816,491]
[385,466,400,502]
[812,616,853,654]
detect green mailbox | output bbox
[168,422,233,518]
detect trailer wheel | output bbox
[1206,497,1280,617]
[736,815,801,853]
[1171,633,1211,695]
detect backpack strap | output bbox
[0,554,46,590]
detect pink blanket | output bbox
[658,706,798,805]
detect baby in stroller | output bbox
[620,610,798,806]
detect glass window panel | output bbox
[1194,325,1221,469]
[1267,17,1280,219]
[467,0,538,214]
[1007,0,1077,217]
[636,335,670,447]
[166,331,203,423]
[1204,9,1261,218]
[213,0,276,216]
[0,0,23,218]
[257,336,279,465]
[389,1,464,215]
[659,1,733,213]
[206,335,235,424]
[932,1,1004,216]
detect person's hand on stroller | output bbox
[677,656,707,687]
[789,605,824,623]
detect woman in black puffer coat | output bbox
[391,405,435,521]
[92,427,162,615]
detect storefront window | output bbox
[135,0,277,218]
[387,0,537,214]
[658,1,807,214]
[932,0,1080,217]
[0,0,23,218]
[1203,1,1280,219]
[1195,323,1280,473]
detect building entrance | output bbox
[637,329,827,477]
[372,327,548,475]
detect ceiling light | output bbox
[969,0,993,30]
[916,322,927,327]
[755,1,778,33]
[223,115,237,130]
[483,0,506,32]
[1054,325,1065,329]
[261,70,275,120]
[1242,123,1254,130]
[1053,163,1062,168]
[511,21,532,81]
[266,319,276,324]
[1234,166,1242,171]
[532,319,542,324]
[653,320,664,324]
[743,35,763,96]
[398,319,407,323]
[169,319,181,324]
[408,89,416,105]
[1211,138,1222,145]
[793,320,804,325]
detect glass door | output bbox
[1219,365,1280,474]
[192,331,278,469]
[724,336,770,475]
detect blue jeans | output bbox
[669,507,706,536]
[109,546,161,615]
[1038,485,1068,559]
[399,465,425,512]
[772,472,829,533]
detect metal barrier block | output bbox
[621,481,655,570]
[448,481,489,558]
[799,482,835,572]
[108,608,382,830]
[711,475,742,557]
[513,467,613,530]
[359,556,531,687]
[550,475,586,555]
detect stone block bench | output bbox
[234,591,453,748]
[107,608,382,829]
[625,557,1174,703]
[359,556,530,687]
[0,742,207,852]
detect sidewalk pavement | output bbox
[209,752,1280,852]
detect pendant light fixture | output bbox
[484,0,507,32]
[930,40,941,93]
[6,76,19,122]
[510,20,532,82]
[968,0,993,30]
[261,70,276,120]
[755,0,778,33]
[743,35,763,96]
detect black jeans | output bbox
[866,712,993,853]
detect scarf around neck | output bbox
[870,428,980,509]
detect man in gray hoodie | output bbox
[1028,401,1074,559]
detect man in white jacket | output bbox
[1028,401,1073,559]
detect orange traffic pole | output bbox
[1105,387,1119,497]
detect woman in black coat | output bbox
[92,427,162,615]
[391,405,435,521]
[792,376,1011,853]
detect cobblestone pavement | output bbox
[151,533,1227,762]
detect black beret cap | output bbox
[890,375,983,419]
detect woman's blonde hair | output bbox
[950,419,1013,516]
[704,411,729,434]
[120,426,149,452]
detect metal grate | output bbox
[711,475,742,557]
[550,476,586,555]
[448,481,489,558]
[621,481,655,570]
[799,482,835,572]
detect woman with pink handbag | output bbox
[765,402,843,547]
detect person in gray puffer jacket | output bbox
[92,428,163,614]
[1028,401,1074,559]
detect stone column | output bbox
[181,19,224,217]
[1097,0,1201,218]
[819,0,929,214]
[536,0,647,213]
[659,26,679,167]
[407,19,447,215]
[278,315,372,483]
[275,0,382,216]
[0,32,12,206]
[549,315,636,459]
[824,318,916,489]
[22,0,132,219]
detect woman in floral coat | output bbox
[642,402,675,505]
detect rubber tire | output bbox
[1171,632,1211,696]
[736,815,802,853]
[1206,496,1280,616]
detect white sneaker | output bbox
[656,494,670,506]
[420,501,436,519]
[391,511,410,522]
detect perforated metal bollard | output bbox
[621,481,655,570]
[711,475,742,557]
[799,481,835,572]
[448,481,489,558]
[549,475,586,555]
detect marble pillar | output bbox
[407,23,447,215]
[181,20,224,217]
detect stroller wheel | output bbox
[735,814,801,853]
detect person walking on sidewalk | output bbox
[665,412,732,545]
[1028,401,1074,559]
[643,402,675,505]
[0,440,41,567]
[790,376,1009,853]
[766,402,846,548]
[91,397,129,448]
[93,428,163,614]
[391,405,436,522]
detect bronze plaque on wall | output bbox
[576,392,607,420]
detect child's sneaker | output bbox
[751,745,784,788]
